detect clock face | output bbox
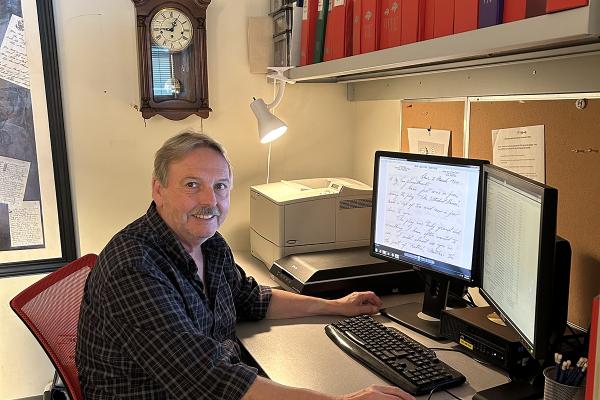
[150,8,193,52]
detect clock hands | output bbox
[161,19,178,33]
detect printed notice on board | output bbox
[492,125,545,183]
[0,14,30,89]
[408,128,451,156]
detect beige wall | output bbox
[351,100,402,185]
[0,0,365,398]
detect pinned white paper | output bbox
[492,125,545,183]
[408,128,451,156]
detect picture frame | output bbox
[0,0,76,277]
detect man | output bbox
[76,131,414,400]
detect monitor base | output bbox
[381,302,445,339]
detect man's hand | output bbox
[339,384,415,400]
[266,289,384,319]
[332,291,383,316]
[244,377,415,400]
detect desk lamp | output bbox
[250,67,294,144]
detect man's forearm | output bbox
[243,376,338,400]
[265,288,338,319]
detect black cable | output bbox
[426,387,437,400]
[425,385,461,400]
[465,291,477,308]
[414,269,474,307]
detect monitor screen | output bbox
[479,164,561,359]
[371,152,485,283]
[370,151,487,339]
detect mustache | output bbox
[191,206,221,217]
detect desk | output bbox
[234,251,511,399]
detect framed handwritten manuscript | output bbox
[0,0,75,277]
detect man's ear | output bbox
[152,178,164,206]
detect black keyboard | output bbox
[325,315,466,396]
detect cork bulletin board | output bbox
[400,97,600,328]
[401,100,466,157]
[469,98,600,329]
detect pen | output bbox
[565,359,580,385]
[573,363,587,387]
[554,353,563,382]
[559,360,570,384]
[569,358,587,386]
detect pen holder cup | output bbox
[543,366,585,400]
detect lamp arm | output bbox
[265,80,286,110]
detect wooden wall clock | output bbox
[132,0,211,120]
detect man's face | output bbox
[152,146,231,252]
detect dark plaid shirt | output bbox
[76,203,272,400]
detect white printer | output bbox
[250,177,373,267]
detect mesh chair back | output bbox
[10,254,97,400]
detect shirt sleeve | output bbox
[102,253,258,400]
[225,250,272,321]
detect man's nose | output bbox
[197,186,217,205]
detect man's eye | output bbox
[185,182,199,188]
[215,183,228,191]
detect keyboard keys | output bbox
[325,315,466,396]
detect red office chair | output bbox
[10,253,98,400]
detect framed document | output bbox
[0,0,76,277]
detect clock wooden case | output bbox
[132,0,211,120]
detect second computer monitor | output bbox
[370,151,488,338]
[479,164,570,360]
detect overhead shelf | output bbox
[287,4,600,83]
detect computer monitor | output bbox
[479,164,570,361]
[370,151,488,339]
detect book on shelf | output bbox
[503,0,526,23]
[323,0,353,61]
[300,0,319,65]
[454,0,479,33]
[546,0,588,12]
[478,0,504,28]
[401,0,426,44]
[433,0,454,38]
[380,0,402,49]
[313,0,330,63]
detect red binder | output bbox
[423,0,435,40]
[433,0,454,38]
[454,0,478,33]
[360,0,381,53]
[503,0,526,22]
[380,0,402,49]
[401,0,426,44]
[300,0,319,65]
[324,0,354,61]
[353,0,362,54]
[546,0,588,12]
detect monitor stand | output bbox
[381,272,450,339]
[382,302,444,339]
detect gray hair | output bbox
[153,130,232,186]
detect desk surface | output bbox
[234,251,510,399]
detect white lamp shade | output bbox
[250,98,288,144]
